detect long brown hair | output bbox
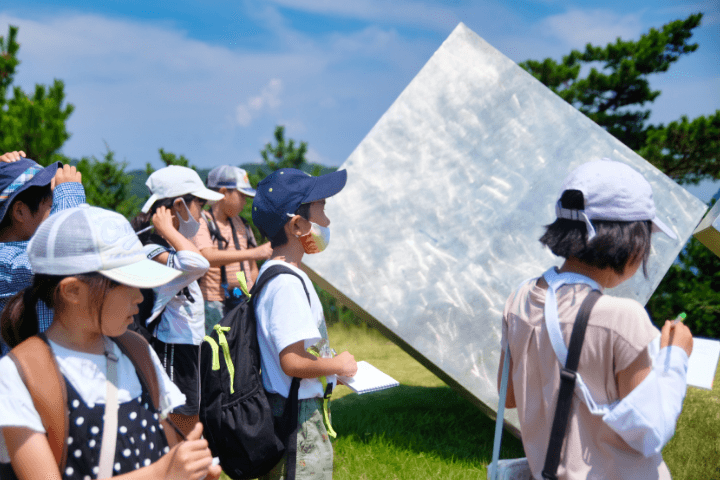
[1,273,117,349]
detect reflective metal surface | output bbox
[303,23,707,433]
[693,200,719,258]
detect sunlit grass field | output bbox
[225,323,720,480]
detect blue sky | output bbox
[1,1,718,197]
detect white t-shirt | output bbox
[145,246,209,345]
[0,338,185,464]
[254,260,335,400]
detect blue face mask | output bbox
[176,198,200,239]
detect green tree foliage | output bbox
[260,125,309,173]
[639,113,720,185]
[648,234,720,339]
[76,148,141,218]
[521,13,718,185]
[522,13,720,337]
[0,26,74,165]
[145,148,195,175]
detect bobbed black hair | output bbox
[540,190,653,277]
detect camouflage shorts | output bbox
[260,394,333,480]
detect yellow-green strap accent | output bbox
[306,349,337,438]
[214,325,235,394]
[236,271,251,298]
[203,336,221,371]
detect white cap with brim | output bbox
[28,204,181,289]
[556,158,678,241]
[100,258,180,289]
[141,165,224,213]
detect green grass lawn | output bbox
[328,324,720,480]
[224,324,720,479]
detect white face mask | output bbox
[298,221,330,254]
[176,198,200,239]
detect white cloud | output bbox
[236,79,283,126]
[540,9,644,49]
[266,0,460,31]
[0,10,428,168]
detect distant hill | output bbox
[129,162,337,202]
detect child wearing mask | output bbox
[251,168,358,480]
[132,166,223,437]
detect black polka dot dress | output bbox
[1,377,170,480]
[62,378,169,479]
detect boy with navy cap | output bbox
[252,168,357,480]
[0,152,85,356]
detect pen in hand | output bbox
[672,312,686,326]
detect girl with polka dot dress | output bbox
[0,205,222,480]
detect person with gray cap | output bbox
[131,165,223,437]
[193,165,272,335]
[498,158,693,479]
[0,153,86,357]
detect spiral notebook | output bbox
[338,361,400,394]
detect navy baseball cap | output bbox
[252,168,347,238]
[0,159,60,223]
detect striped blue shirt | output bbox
[0,182,86,356]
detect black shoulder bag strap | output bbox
[250,264,311,480]
[541,289,602,480]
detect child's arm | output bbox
[279,341,358,379]
[152,206,202,256]
[3,427,61,480]
[4,424,221,480]
[200,242,272,267]
[50,164,85,215]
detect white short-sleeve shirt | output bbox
[254,260,335,400]
[0,338,185,464]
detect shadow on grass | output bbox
[332,385,525,466]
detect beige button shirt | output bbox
[502,279,671,479]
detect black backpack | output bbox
[199,265,307,480]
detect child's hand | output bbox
[159,423,220,480]
[256,242,273,260]
[334,351,358,377]
[0,150,26,163]
[153,206,178,239]
[52,164,82,189]
[661,320,693,357]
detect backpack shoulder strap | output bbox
[250,264,310,303]
[239,216,257,248]
[113,330,161,411]
[7,334,69,472]
[541,289,602,480]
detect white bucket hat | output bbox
[141,165,224,213]
[207,165,256,197]
[28,204,181,288]
[556,158,677,241]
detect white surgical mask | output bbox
[298,221,330,254]
[176,198,200,239]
